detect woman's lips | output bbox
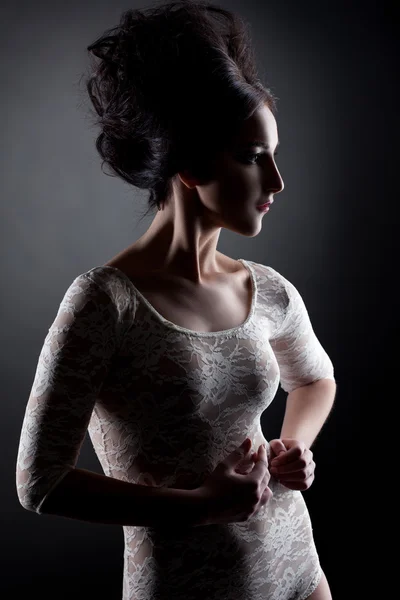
[256,202,272,212]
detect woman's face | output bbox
[195,103,284,237]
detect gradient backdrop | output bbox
[3,0,394,598]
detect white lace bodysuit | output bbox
[16,259,335,600]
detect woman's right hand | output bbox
[197,438,273,525]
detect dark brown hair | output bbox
[83,0,278,220]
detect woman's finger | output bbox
[271,445,302,466]
[279,473,315,490]
[271,458,314,475]
[271,446,312,468]
[275,465,315,481]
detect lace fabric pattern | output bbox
[16,260,335,600]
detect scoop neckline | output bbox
[97,258,257,337]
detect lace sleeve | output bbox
[269,274,335,393]
[16,273,121,514]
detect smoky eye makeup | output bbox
[237,150,279,165]
[241,152,265,164]
[235,140,280,164]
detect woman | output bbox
[16,1,336,599]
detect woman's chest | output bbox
[136,275,252,332]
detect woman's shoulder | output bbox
[70,263,138,316]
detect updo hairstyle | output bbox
[83,0,278,217]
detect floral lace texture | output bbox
[16,260,335,600]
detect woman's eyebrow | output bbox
[241,140,280,150]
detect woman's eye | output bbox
[243,151,278,164]
[241,153,263,164]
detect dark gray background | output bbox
[3,0,395,598]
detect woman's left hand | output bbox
[267,438,316,491]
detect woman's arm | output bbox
[38,467,207,527]
[279,378,337,449]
